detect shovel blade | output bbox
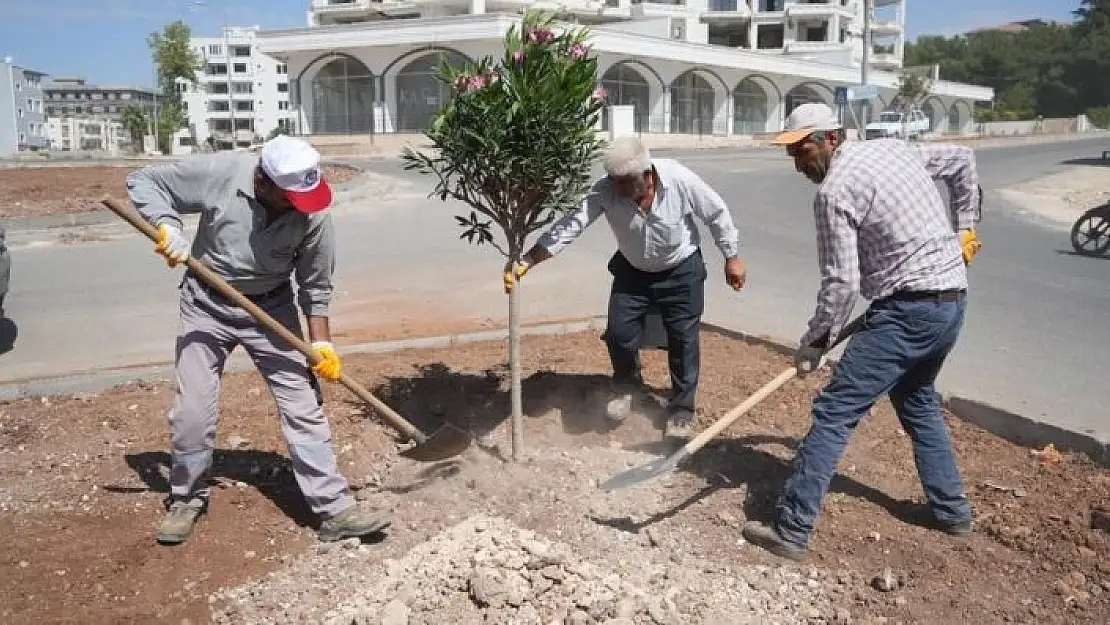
[598,447,690,492]
[398,422,473,462]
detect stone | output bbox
[871,568,901,592]
[379,599,409,625]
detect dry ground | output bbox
[1,330,1108,624]
[0,165,362,220]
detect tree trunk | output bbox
[509,269,524,462]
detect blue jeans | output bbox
[774,292,972,547]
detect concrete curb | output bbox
[4,314,1106,469]
[697,321,1110,469]
[0,316,609,399]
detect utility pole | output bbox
[860,0,872,138]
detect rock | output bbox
[380,599,409,625]
[227,435,250,449]
[1066,571,1087,588]
[833,607,853,624]
[870,568,901,592]
[1078,546,1097,559]
[341,537,362,550]
[894,596,908,607]
[1053,580,1074,596]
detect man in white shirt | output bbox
[505,136,746,440]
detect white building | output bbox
[258,0,990,141]
[179,25,294,150]
[44,116,126,154]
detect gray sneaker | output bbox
[317,503,393,542]
[157,500,205,545]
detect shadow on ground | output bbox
[603,434,942,535]
[107,449,320,529]
[1061,156,1110,167]
[366,362,672,444]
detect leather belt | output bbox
[888,288,965,302]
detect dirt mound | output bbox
[213,514,850,625]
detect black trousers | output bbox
[604,248,706,414]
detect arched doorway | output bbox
[923,96,946,133]
[600,63,651,133]
[733,77,771,135]
[670,71,715,135]
[310,57,375,134]
[394,50,469,132]
[784,83,830,117]
[948,101,971,134]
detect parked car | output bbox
[865,108,931,140]
[0,225,9,317]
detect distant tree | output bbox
[148,20,202,154]
[119,105,149,153]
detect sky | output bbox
[0,0,1082,87]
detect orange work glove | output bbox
[154,223,190,268]
[959,229,982,265]
[311,341,342,382]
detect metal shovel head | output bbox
[398,422,473,462]
[599,447,692,492]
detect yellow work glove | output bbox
[311,341,342,382]
[959,229,982,265]
[154,223,190,268]
[503,260,530,294]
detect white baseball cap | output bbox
[770,102,841,145]
[259,134,332,213]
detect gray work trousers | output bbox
[167,273,353,520]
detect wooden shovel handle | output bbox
[101,195,427,443]
[680,314,866,456]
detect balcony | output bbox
[786,1,855,20]
[870,18,903,35]
[702,0,753,23]
[784,39,849,54]
[869,52,903,70]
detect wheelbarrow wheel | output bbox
[1070,203,1110,257]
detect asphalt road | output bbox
[2,137,1108,444]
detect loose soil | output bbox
[1,330,1107,624]
[0,165,362,220]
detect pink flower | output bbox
[592,86,608,101]
[569,43,589,60]
[513,49,525,66]
[526,27,554,44]
[454,73,490,93]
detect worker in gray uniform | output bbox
[127,135,391,545]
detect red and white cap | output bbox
[259,135,332,214]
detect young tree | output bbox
[400,11,607,461]
[894,71,932,137]
[148,20,202,153]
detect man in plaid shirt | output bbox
[743,103,983,561]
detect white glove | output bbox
[155,223,191,266]
[794,345,826,377]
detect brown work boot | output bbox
[157,499,206,545]
[317,503,393,542]
[742,521,808,561]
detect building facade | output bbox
[0,57,49,157]
[44,116,127,154]
[179,26,294,150]
[259,2,990,141]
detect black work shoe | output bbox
[664,408,695,441]
[905,504,973,536]
[742,521,808,561]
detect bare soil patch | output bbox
[0,165,362,220]
[1,330,1107,625]
[997,165,1110,228]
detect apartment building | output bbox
[0,57,49,157]
[44,116,126,154]
[179,26,294,150]
[43,77,158,121]
[259,0,989,139]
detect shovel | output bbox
[102,196,472,463]
[598,313,865,491]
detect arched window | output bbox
[784,83,828,117]
[733,78,770,135]
[670,72,715,135]
[394,51,469,132]
[310,57,374,134]
[600,63,651,133]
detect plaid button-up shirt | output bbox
[800,138,982,348]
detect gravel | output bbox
[210,515,856,624]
